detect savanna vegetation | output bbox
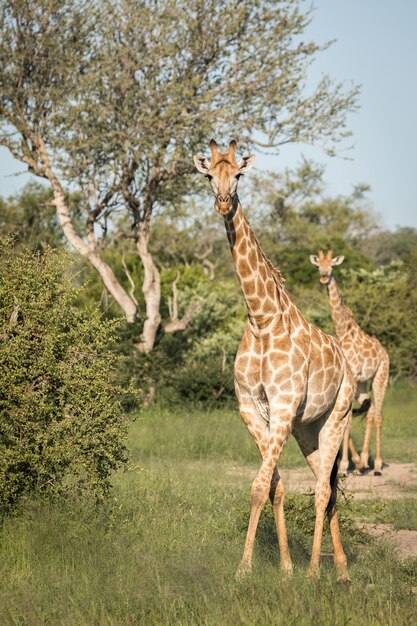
[0,0,416,624]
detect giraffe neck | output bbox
[327,277,349,337]
[224,200,288,324]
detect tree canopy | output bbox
[0,0,359,351]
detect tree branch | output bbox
[165,271,201,333]
[121,252,139,308]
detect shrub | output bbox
[0,239,136,515]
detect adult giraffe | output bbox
[194,140,355,581]
[309,249,389,475]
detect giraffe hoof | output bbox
[337,571,352,585]
[235,562,251,582]
[307,567,320,580]
[280,561,293,577]
[360,466,370,475]
[374,471,382,477]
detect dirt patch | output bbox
[357,523,417,560]
[226,461,417,563]
[226,462,417,500]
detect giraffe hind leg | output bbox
[293,414,350,582]
[360,356,389,474]
[340,414,361,475]
[370,355,389,475]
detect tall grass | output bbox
[0,460,416,625]
[0,382,416,624]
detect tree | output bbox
[244,160,376,288]
[0,182,61,247]
[340,263,417,381]
[0,0,359,351]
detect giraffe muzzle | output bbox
[215,195,232,215]
[320,275,330,284]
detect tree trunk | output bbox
[135,221,161,352]
[39,141,138,322]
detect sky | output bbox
[1,0,416,231]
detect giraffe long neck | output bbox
[327,277,349,337]
[224,200,288,323]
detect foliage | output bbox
[0,0,360,351]
[122,279,246,406]
[0,239,136,514]
[340,262,417,380]
[247,161,377,289]
[0,181,65,250]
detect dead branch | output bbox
[0,297,21,340]
[194,246,217,280]
[121,252,139,307]
[165,271,201,333]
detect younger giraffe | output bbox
[194,140,355,581]
[310,249,389,475]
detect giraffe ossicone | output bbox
[310,249,389,475]
[194,140,355,582]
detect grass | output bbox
[349,498,417,531]
[133,379,417,469]
[0,381,416,625]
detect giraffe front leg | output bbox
[236,409,293,580]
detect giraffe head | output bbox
[193,139,255,215]
[309,249,345,284]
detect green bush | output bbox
[0,239,136,515]
[341,262,417,379]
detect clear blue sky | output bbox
[1,0,416,230]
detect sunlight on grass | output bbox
[0,461,416,625]
[0,382,416,624]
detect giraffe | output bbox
[194,139,355,582]
[309,249,389,475]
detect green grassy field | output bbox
[0,382,416,625]
[134,380,417,468]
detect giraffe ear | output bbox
[237,154,255,173]
[193,155,211,174]
[309,255,319,266]
[331,255,345,266]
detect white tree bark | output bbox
[39,139,138,323]
[135,221,161,352]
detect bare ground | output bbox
[226,461,417,560]
[226,461,417,499]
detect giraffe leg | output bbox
[340,412,360,474]
[348,436,361,473]
[340,419,350,476]
[370,356,389,475]
[360,404,374,471]
[236,409,293,579]
[236,395,292,576]
[293,420,350,582]
[308,403,351,580]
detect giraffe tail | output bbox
[352,398,371,416]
